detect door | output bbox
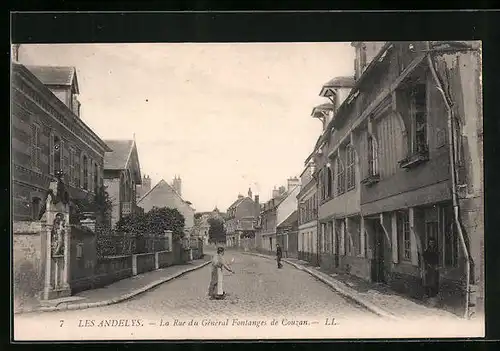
[372,220,386,283]
[269,237,273,251]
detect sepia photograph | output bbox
[11,40,484,340]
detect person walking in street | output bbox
[423,238,440,305]
[276,243,283,269]
[208,247,234,300]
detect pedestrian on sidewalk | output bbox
[208,247,234,300]
[276,244,283,269]
[423,238,440,304]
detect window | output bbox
[52,135,62,174]
[397,210,411,261]
[93,162,98,191]
[336,157,345,195]
[410,83,427,154]
[74,149,80,187]
[368,134,379,176]
[326,165,333,198]
[31,197,41,220]
[69,148,75,185]
[346,145,356,190]
[441,205,458,268]
[30,124,41,170]
[319,169,325,200]
[83,155,88,190]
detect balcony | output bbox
[361,173,381,186]
[399,147,429,169]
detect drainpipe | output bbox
[425,42,472,319]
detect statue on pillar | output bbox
[51,213,66,256]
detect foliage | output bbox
[208,217,226,243]
[70,185,113,227]
[115,206,186,241]
[194,213,203,220]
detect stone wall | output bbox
[13,221,45,312]
[135,253,156,275]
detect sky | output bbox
[18,43,355,212]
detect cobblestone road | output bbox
[15,252,379,321]
[16,252,483,340]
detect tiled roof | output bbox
[25,65,79,93]
[228,197,246,210]
[103,139,134,170]
[323,76,355,88]
[277,210,298,228]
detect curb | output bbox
[16,260,211,314]
[242,252,398,320]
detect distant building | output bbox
[135,174,152,201]
[297,162,319,264]
[256,178,301,254]
[11,60,111,221]
[137,179,195,236]
[194,207,225,244]
[103,139,142,227]
[225,188,260,248]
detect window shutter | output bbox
[409,208,419,266]
[339,220,345,255]
[391,212,399,263]
[60,139,65,175]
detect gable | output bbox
[127,144,142,184]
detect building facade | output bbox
[103,139,142,227]
[137,178,196,236]
[225,188,260,248]
[12,62,111,221]
[297,163,319,264]
[309,41,483,317]
[276,210,298,258]
[257,178,300,254]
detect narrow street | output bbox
[15,252,383,340]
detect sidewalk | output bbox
[243,252,460,321]
[16,256,212,314]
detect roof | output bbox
[277,210,298,228]
[311,103,336,118]
[12,63,111,153]
[137,179,188,205]
[103,140,135,170]
[25,65,79,94]
[323,76,356,89]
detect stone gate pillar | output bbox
[40,176,71,300]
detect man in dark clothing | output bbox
[276,244,283,269]
[423,238,440,299]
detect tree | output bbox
[115,206,186,241]
[208,217,226,244]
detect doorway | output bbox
[371,220,386,283]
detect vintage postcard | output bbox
[11,41,484,341]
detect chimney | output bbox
[279,186,286,195]
[172,175,182,196]
[272,187,280,199]
[254,195,260,217]
[72,95,81,118]
[248,188,252,199]
[287,177,300,192]
[238,194,244,200]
